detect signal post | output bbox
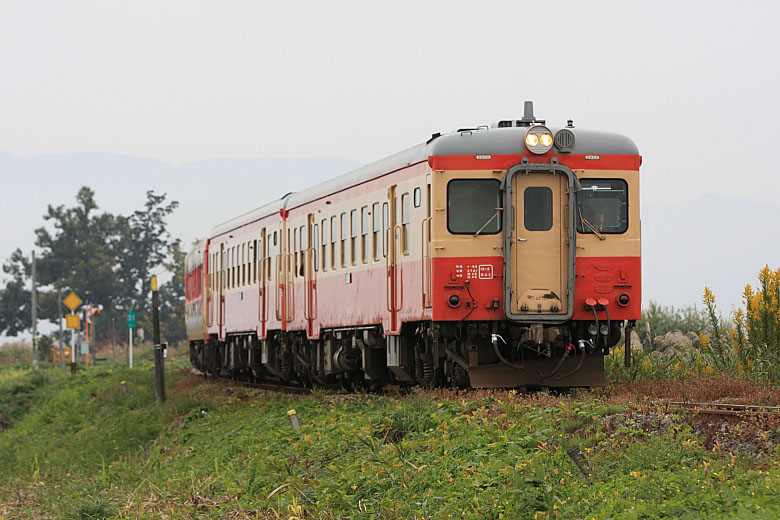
[151,276,166,404]
[63,291,82,374]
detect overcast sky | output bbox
[2,0,779,333]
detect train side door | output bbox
[304,214,319,338]
[422,175,433,309]
[385,185,401,334]
[258,228,268,337]
[274,222,289,330]
[218,243,226,340]
[202,241,210,334]
[206,243,214,328]
[511,173,568,315]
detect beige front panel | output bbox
[511,173,568,315]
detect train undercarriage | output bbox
[190,319,626,389]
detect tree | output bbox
[0,187,181,346]
[159,241,186,344]
[114,191,179,318]
[0,251,31,336]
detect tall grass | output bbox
[608,265,780,385]
[0,342,31,365]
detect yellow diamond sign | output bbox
[63,291,83,312]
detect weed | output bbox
[67,498,114,520]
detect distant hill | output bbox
[0,151,362,264]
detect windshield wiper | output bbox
[473,208,502,237]
[578,208,606,241]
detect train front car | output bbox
[429,102,640,388]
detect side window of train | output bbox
[447,179,502,234]
[401,193,410,255]
[382,202,389,257]
[321,219,328,272]
[576,179,628,234]
[340,213,348,268]
[372,202,380,261]
[350,209,358,266]
[413,187,421,208]
[361,206,369,264]
[330,216,337,270]
[524,187,553,232]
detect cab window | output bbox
[577,179,628,234]
[447,179,501,234]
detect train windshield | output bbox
[447,179,502,235]
[577,179,628,234]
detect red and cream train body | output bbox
[184,103,641,388]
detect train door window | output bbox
[413,187,421,208]
[330,216,337,270]
[447,179,502,234]
[372,202,381,261]
[267,234,272,281]
[350,210,358,266]
[361,206,369,264]
[313,223,319,271]
[243,243,247,286]
[252,240,257,284]
[382,202,389,257]
[576,179,628,234]
[293,227,299,278]
[300,225,306,276]
[227,247,231,289]
[524,187,553,231]
[401,193,410,255]
[321,219,328,272]
[340,213,347,268]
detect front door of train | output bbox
[509,171,569,316]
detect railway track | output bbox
[661,400,780,416]
[192,371,780,419]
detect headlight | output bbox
[524,125,554,154]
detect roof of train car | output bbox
[205,125,639,242]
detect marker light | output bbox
[524,125,554,154]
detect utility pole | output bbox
[58,288,64,368]
[31,251,38,369]
[111,316,116,365]
[151,276,166,403]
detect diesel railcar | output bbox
[184,102,641,388]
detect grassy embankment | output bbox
[1,359,779,519]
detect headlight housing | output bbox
[525,126,554,154]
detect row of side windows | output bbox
[314,191,414,273]
[205,187,422,291]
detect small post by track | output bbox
[151,275,166,404]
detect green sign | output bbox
[127,311,137,329]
